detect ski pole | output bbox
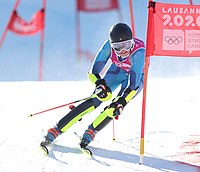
[112,119,116,141]
[28,97,90,118]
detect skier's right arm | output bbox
[88,40,112,102]
[88,40,111,84]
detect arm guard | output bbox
[88,73,101,84]
[123,88,137,103]
[118,88,137,105]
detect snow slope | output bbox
[0,77,199,172]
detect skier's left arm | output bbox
[114,49,146,107]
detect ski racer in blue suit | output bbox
[41,23,146,149]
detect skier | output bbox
[41,23,145,150]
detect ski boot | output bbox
[80,138,90,149]
[40,127,61,155]
[79,127,96,156]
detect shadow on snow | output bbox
[47,143,199,172]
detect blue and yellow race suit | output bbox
[57,37,145,135]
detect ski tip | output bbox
[86,149,92,157]
[40,145,49,156]
[80,147,93,157]
[74,131,82,140]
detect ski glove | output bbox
[94,79,112,102]
[110,97,127,116]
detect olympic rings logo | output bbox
[164,36,183,45]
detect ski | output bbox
[39,133,92,157]
[39,141,92,157]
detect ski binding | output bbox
[74,131,93,157]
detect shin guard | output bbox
[58,98,96,132]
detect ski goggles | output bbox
[111,39,134,52]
